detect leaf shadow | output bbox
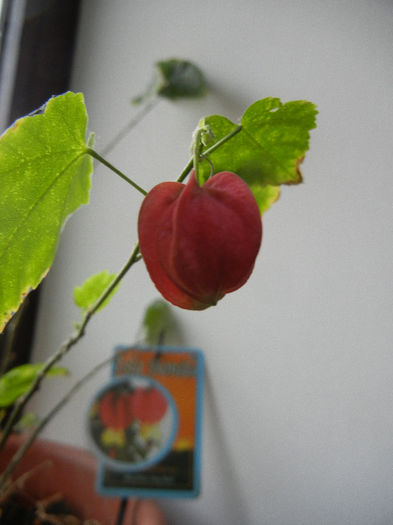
[202,367,251,523]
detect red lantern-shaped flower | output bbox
[138,171,262,310]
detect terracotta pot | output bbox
[0,434,166,524]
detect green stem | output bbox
[87,149,147,196]
[101,97,160,156]
[0,243,141,454]
[177,125,242,183]
[192,128,204,186]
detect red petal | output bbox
[138,181,210,309]
[163,172,262,302]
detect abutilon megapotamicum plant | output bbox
[0,58,317,489]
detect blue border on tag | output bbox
[94,345,204,499]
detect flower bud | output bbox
[138,171,262,310]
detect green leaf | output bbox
[133,58,207,104]
[156,58,207,99]
[0,92,93,332]
[198,97,317,211]
[0,363,68,407]
[140,299,179,345]
[73,270,118,313]
[250,184,281,214]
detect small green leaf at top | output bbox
[198,97,317,212]
[133,58,207,104]
[156,58,207,99]
[0,363,68,408]
[73,270,119,313]
[0,92,94,332]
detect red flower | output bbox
[138,171,262,310]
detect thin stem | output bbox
[192,128,204,186]
[176,158,193,184]
[116,498,129,525]
[177,125,242,183]
[101,97,160,157]
[87,149,147,196]
[0,352,116,490]
[204,124,242,156]
[0,243,141,453]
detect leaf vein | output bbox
[0,152,86,264]
[241,127,295,180]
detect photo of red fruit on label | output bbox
[138,171,262,310]
[88,377,178,472]
[130,386,168,425]
[98,389,135,431]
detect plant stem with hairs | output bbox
[0,243,141,454]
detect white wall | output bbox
[31,1,393,524]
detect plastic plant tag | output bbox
[88,345,204,498]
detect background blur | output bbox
[27,1,393,524]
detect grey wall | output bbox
[31,1,393,524]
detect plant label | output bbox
[88,345,204,498]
